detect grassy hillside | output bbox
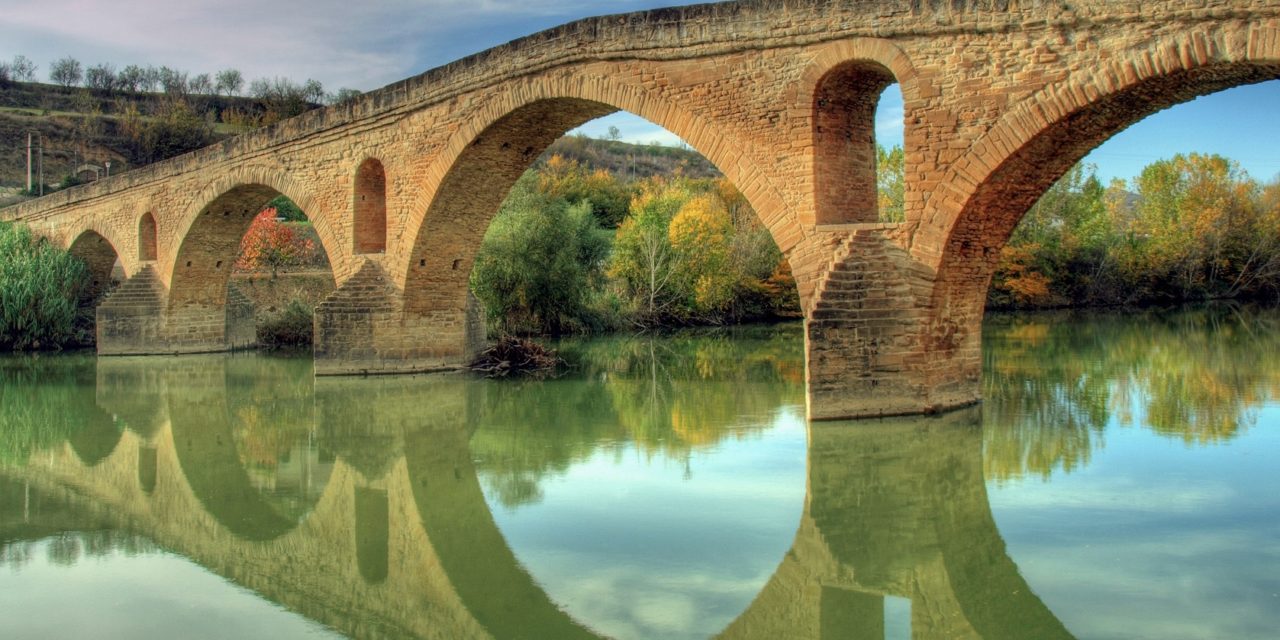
[0,80,718,208]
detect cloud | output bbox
[0,1,678,92]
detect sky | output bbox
[2,0,1277,186]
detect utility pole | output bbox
[26,132,33,193]
[38,133,44,196]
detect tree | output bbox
[215,68,244,96]
[609,181,688,322]
[669,194,735,313]
[538,154,633,227]
[470,173,608,335]
[117,65,145,93]
[235,209,317,277]
[158,66,187,95]
[10,55,36,82]
[877,144,905,222]
[250,77,314,123]
[187,72,213,95]
[84,63,117,92]
[328,88,362,105]
[134,98,215,162]
[302,79,324,103]
[0,222,91,350]
[608,125,621,141]
[49,56,83,88]
[138,66,160,93]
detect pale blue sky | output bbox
[3,0,1276,185]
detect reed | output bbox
[0,221,91,350]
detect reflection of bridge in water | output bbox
[1,357,1072,639]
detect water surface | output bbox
[1,309,1278,639]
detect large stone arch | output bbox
[912,27,1280,404]
[397,71,802,312]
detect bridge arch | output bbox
[912,28,1280,396]
[353,157,388,255]
[168,167,342,292]
[137,211,158,262]
[67,229,123,308]
[801,39,923,226]
[398,72,803,313]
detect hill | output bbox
[0,81,304,204]
[0,81,719,207]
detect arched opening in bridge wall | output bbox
[169,187,336,352]
[813,61,903,225]
[353,158,387,254]
[67,230,123,314]
[402,100,801,345]
[138,212,158,262]
[926,51,1280,402]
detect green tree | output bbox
[609,180,688,322]
[877,144,905,222]
[471,173,609,335]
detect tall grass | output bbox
[0,221,91,350]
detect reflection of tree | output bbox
[0,355,116,465]
[473,325,805,508]
[983,305,1280,482]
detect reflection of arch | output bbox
[404,423,600,639]
[138,211,157,262]
[166,359,315,541]
[67,229,121,305]
[66,405,121,467]
[354,158,387,254]
[720,411,1072,639]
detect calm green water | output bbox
[1,308,1279,639]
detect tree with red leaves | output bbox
[235,208,315,277]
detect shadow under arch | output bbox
[164,356,323,542]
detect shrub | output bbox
[256,299,313,350]
[0,222,91,350]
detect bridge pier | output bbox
[97,265,255,355]
[312,261,486,376]
[803,230,981,420]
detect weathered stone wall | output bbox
[3,0,1278,417]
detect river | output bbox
[1,306,1278,639]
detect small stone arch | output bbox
[138,211,158,262]
[800,39,924,226]
[354,157,388,254]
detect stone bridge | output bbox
[2,0,1278,419]
[0,357,1072,639]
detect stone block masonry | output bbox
[6,0,1279,418]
